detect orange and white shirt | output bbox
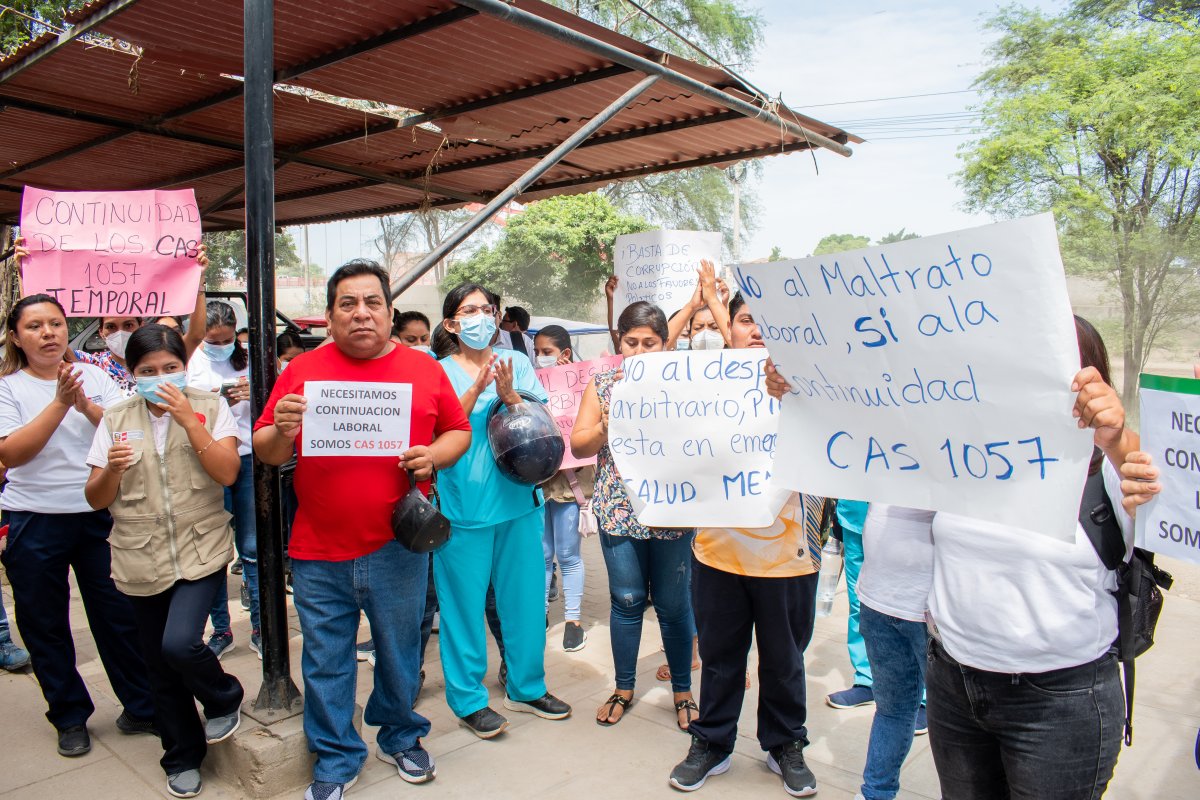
[693,493,825,578]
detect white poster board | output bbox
[1135,374,1200,564]
[735,214,1092,540]
[612,230,722,320]
[608,351,790,527]
[302,381,412,456]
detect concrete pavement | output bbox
[3,537,1199,799]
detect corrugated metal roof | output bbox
[0,0,858,230]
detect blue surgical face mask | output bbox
[457,314,497,351]
[135,371,189,405]
[675,337,691,351]
[203,341,237,362]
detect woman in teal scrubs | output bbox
[435,283,572,739]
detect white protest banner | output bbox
[612,230,721,319]
[302,381,412,457]
[1135,374,1200,564]
[19,186,203,317]
[735,214,1092,540]
[607,350,791,527]
[536,355,623,469]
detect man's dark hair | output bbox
[504,305,530,330]
[326,259,391,312]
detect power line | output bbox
[796,89,979,109]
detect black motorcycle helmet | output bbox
[391,470,451,553]
[486,390,565,485]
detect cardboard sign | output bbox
[607,350,790,527]
[1135,374,1200,564]
[735,214,1092,540]
[19,186,202,317]
[536,355,623,469]
[302,381,412,457]
[612,229,721,319]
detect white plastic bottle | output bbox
[815,538,844,617]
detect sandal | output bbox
[656,660,701,681]
[674,698,699,732]
[596,693,632,727]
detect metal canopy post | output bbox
[451,0,852,158]
[391,73,660,297]
[244,0,301,715]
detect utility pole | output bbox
[727,162,748,284]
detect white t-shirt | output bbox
[928,460,1133,673]
[187,349,251,456]
[86,399,241,468]
[0,363,124,513]
[858,505,936,623]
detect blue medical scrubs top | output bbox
[438,350,550,528]
[836,499,868,535]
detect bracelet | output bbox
[195,438,217,456]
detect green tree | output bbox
[546,0,765,258]
[877,228,920,245]
[201,230,305,289]
[0,2,84,56]
[812,233,870,256]
[441,194,651,319]
[768,245,786,261]
[958,6,1200,405]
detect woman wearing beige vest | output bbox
[84,324,243,799]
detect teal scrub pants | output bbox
[843,527,873,687]
[434,506,548,718]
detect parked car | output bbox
[68,291,324,353]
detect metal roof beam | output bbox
[392,73,662,298]
[533,142,809,190]
[0,0,142,85]
[452,0,852,158]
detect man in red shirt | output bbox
[254,260,469,799]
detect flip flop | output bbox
[596,693,632,727]
[675,698,699,733]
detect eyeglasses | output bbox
[455,304,497,318]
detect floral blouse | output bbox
[591,367,690,541]
[75,349,134,396]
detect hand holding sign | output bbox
[19,187,203,317]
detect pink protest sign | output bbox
[19,186,203,317]
[537,354,623,469]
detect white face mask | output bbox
[104,330,132,359]
[689,329,725,351]
[535,355,558,369]
[411,345,434,356]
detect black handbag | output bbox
[391,469,451,553]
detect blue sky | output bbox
[292,1,1064,272]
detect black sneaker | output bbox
[563,621,587,652]
[669,736,731,791]
[767,740,817,797]
[57,725,91,757]
[231,558,243,575]
[497,660,507,690]
[239,579,251,611]
[503,692,571,720]
[547,570,560,602]
[115,711,158,736]
[458,707,509,739]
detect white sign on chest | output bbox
[302,381,412,456]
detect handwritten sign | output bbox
[302,381,412,457]
[19,186,202,317]
[607,351,790,527]
[1135,374,1200,564]
[736,214,1092,540]
[612,230,721,320]
[537,355,623,469]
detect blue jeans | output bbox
[0,597,12,644]
[860,605,929,800]
[543,501,584,622]
[292,542,430,783]
[209,454,260,635]
[599,531,695,693]
[926,639,1122,800]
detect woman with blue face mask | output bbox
[85,324,244,799]
[434,283,572,739]
[186,301,260,660]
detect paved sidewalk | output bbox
[3,537,1199,800]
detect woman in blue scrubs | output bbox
[435,283,571,739]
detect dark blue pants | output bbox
[0,510,154,730]
[128,570,244,774]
